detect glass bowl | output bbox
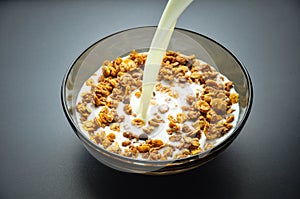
[61,26,253,175]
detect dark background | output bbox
[0,0,299,198]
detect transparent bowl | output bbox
[61,26,253,175]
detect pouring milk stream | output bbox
[138,0,194,119]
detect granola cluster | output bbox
[76,50,239,160]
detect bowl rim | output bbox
[61,26,253,166]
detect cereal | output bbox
[158,104,169,114]
[225,81,233,91]
[123,104,132,115]
[82,119,98,134]
[176,113,187,123]
[76,102,91,121]
[195,100,210,113]
[91,131,104,145]
[137,144,151,153]
[76,50,239,161]
[229,93,239,104]
[163,146,175,157]
[85,78,94,86]
[186,129,201,139]
[107,142,121,154]
[110,123,120,132]
[187,111,200,120]
[186,94,196,105]
[169,121,180,132]
[149,150,162,160]
[123,147,139,158]
[148,118,160,127]
[132,118,146,127]
[122,140,131,147]
[182,124,192,133]
[107,99,119,108]
[102,138,112,149]
[95,106,114,127]
[204,142,214,150]
[81,92,93,103]
[226,115,235,123]
[169,134,182,142]
[135,91,141,98]
[191,148,202,155]
[106,133,116,142]
[148,139,164,147]
[211,98,227,115]
[142,126,155,134]
[123,131,136,140]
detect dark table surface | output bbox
[1,0,299,198]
